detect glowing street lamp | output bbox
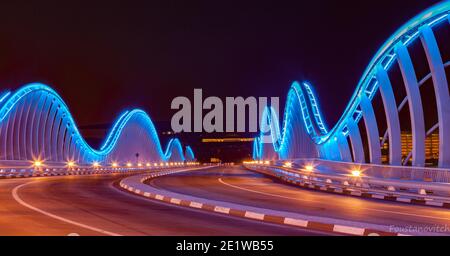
[33,160,43,168]
[92,162,100,168]
[305,165,314,172]
[351,170,361,177]
[127,162,132,167]
[112,162,118,168]
[283,162,292,168]
[67,161,75,168]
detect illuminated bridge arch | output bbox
[254,2,450,168]
[0,83,194,166]
[254,81,319,160]
[185,146,195,162]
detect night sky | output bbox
[0,0,440,129]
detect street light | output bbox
[305,165,314,172]
[351,170,361,177]
[283,162,292,168]
[33,160,43,168]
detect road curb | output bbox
[119,169,411,236]
[246,166,450,209]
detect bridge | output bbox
[252,2,450,177]
[0,2,449,237]
[0,83,195,168]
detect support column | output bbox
[360,94,381,164]
[347,117,364,163]
[375,65,402,165]
[395,42,425,166]
[420,25,450,168]
[336,134,352,162]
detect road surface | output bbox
[148,166,450,234]
[0,172,326,236]
[2,166,448,236]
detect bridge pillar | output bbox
[336,134,352,162]
[420,25,450,168]
[395,42,425,167]
[346,117,364,163]
[359,94,381,164]
[375,65,402,165]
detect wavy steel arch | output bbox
[254,2,450,168]
[0,83,194,166]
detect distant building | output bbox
[381,132,439,166]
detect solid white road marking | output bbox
[218,178,317,203]
[333,225,365,236]
[170,198,181,204]
[12,181,122,236]
[214,206,230,214]
[283,218,308,227]
[189,202,203,208]
[244,211,264,220]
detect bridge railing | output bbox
[0,161,200,179]
[244,161,450,199]
[276,158,450,183]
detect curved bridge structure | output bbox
[0,83,194,166]
[254,1,450,169]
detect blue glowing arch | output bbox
[0,83,193,165]
[185,146,195,161]
[254,1,450,168]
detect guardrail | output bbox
[244,163,450,207]
[119,168,413,236]
[0,163,201,179]
[277,158,450,183]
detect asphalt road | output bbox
[0,172,325,236]
[149,166,450,235]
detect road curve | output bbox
[0,172,324,236]
[148,166,450,235]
